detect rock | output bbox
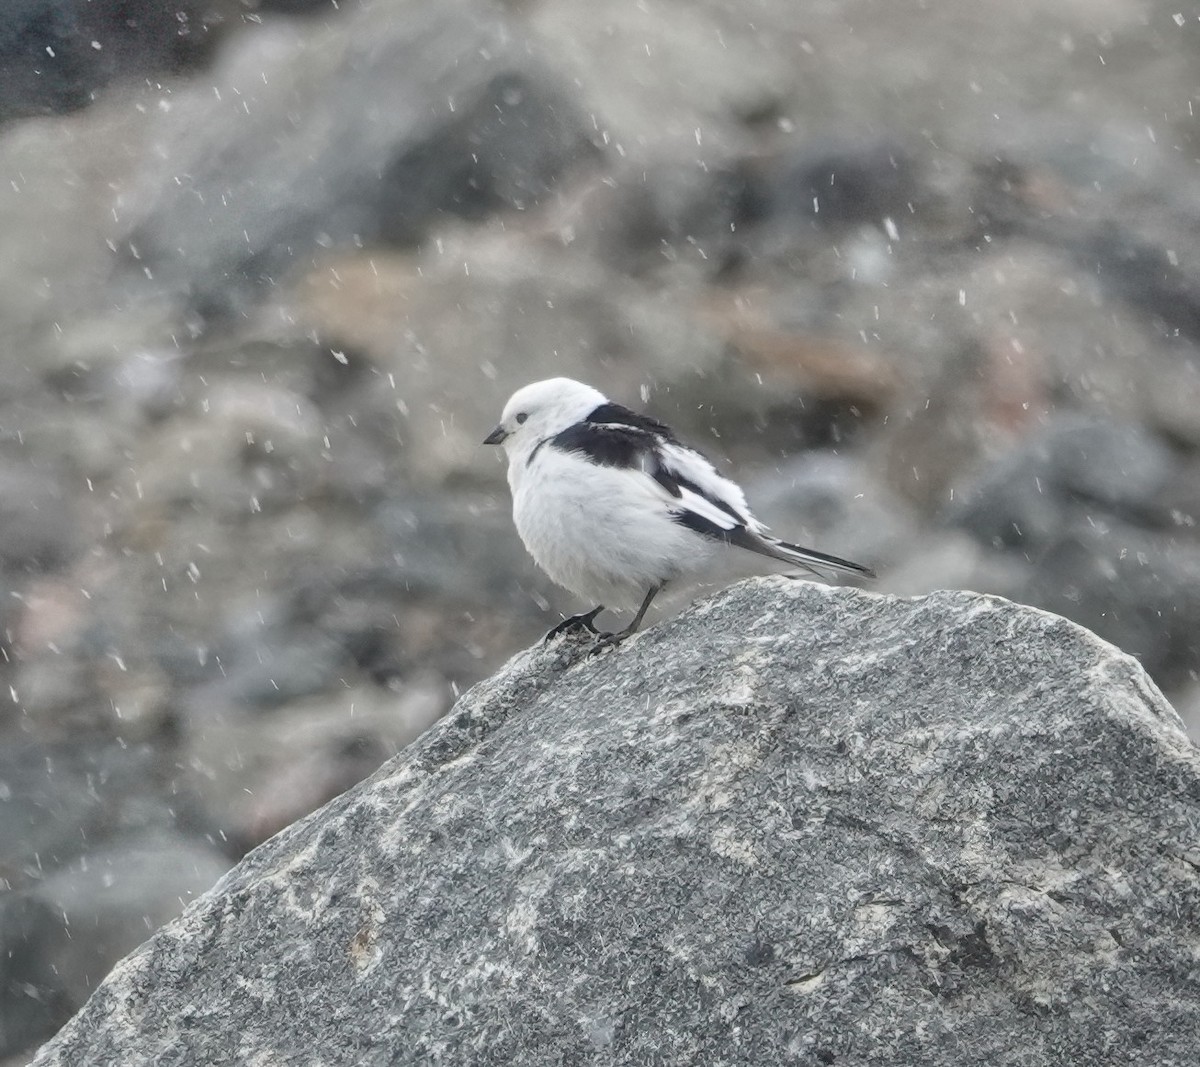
[755,138,929,242]
[879,529,1031,605]
[940,416,1200,688]
[116,1,599,316]
[742,453,914,576]
[28,834,230,1005]
[0,739,183,885]
[1016,530,1200,691]
[1,834,228,1058]
[0,1,241,121]
[31,579,1200,1065]
[0,460,79,572]
[182,679,449,850]
[282,235,728,484]
[0,893,71,1059]
[374,69,602,245]
[945,415,1177,550]
[526,0,792,160]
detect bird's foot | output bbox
[587,625,637,655]
[543,606,606,643]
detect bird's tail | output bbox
[731,529,876,580]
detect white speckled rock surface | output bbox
[31,578,1200,1065]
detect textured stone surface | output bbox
[32,578,1200,1065]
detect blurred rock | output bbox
[0,833,229,1057]
[183,679,448,850]
[526,0,791,160]
[1019,530,1200,691]
[0,1,240,122]
[1141,357,1200,448]
[0,740,208,888]
[376,69,602,245]
[879,530,1031,604]
[945,416,1177,550]
[1076,226,1200,350]
[6,655,98,736]
[695,289,900,448]
[114,1,600,317]
[0,461,79,572]
[375,489,549,606]
[1171,681,1200,738]
[126,380,326,516]
[283,234,728,483]
[943,416,1200,687]
[744,453,916,575]
[0,894,71,1059]
[763,139,922,230]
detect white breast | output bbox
[509,445,716,608]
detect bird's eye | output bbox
[515,412,528,424]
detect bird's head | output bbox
[483,378,607,454]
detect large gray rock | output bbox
[31,578,1200,1065]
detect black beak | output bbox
[483,425,508,445]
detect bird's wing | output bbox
[549,420,658,469]
[548,414,874,579]
[551,418,758,537]
[651,441,758,535]
[583,401,681,443]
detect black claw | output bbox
[587,628,634,655]
[543,605,606,642]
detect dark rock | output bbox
[0,835,228,1058]
[118,1,599,316]
[0,893,71,1058]
[0,460,79,572]
[29,834,230,1006]
[30,579,1200,1065]
[1075,226,1200,349]
[0,1,239,121]
[375,70,602,245]
[942,416,1200,687]
[573,158,767,278]
[1019,529,1200,690]
[945,416,1177,549]
[763,139,924,233]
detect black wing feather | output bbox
[549,421,657,468]
[548,415,875,576]
[584,402,681,443]
[552,420,747,530]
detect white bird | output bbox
[484,377,874,643]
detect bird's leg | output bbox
[591,584,662,651]
[543,605,607,642]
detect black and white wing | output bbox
[555,403,875,580]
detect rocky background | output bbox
[2,0,1200,1059]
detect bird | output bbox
[483,377,875,645]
